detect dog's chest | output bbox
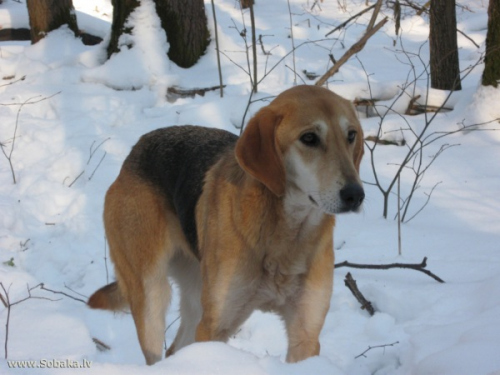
[254,212,327,309]
[255,244,311,309]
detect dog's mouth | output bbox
[308,189,364,215]
[308,195,319,206]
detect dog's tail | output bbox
[87,282,128,311]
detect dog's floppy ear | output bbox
[235,107,286,197]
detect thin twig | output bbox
[211,0,224,97]
[355,341,400,359]
[397,175,402,255]
[38,283,87,304]
[88,137,110,165]
[0,282,61,359]
[0,75,26,88]
[315,17,388,86]
[93,337,111,352]
[104,236,110,284]
[0,92,61,184]
[248,3,258,93]
[68,171,85,188]
[287,0,297,86]
[325,4,376,37]
[258,34,272,55]
[457,29,480,49]
[88,152,106,181]
[336,257,445,283]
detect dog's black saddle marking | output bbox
[124,125,238,257]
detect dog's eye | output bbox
[300,132,320,147]
[347,130,357,144]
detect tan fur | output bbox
[88,85,364,365]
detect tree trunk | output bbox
[241,0,255,9]
[26,0,79,44]
[429,0,462,90]
[154,0,209,68]
[482,0,500,87]
[107,0,140,58]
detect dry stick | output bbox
[457,29,480,49]
[38,283,87,304]
[88,137,110,165]
[248,3,258,93]
[344,273,375,316]
[0,75,26,88]
[315,17,388,86]
[93,337,111,352]
[325,4,376,37]
[366,0,384,32]
[167,85,227,99]
[68,170,84,188]
[286,0,297,86]
[88,151,106,181]
[355,341,400,359]
[336,257,445,283]
[64,283,88,300]
[104,235,110,284]
[210,0,224,98]
[258,34,271,55]
[397,175,402,255]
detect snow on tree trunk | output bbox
[107,0,140,58]
[26,0,79,44]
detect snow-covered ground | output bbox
[1,0,499,374]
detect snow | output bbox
[1,0,500,374]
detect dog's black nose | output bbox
[340,183,365,211]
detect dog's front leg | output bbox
[195,257,256,343]
[282,245,334,363]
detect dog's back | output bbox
[125,126,238,255]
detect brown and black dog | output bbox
[88,85,364,365]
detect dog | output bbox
[87,85,364,365]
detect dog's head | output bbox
[235,85,364,215]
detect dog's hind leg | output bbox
[127,254,171,365]
[165,253,202,356]
[103,169,173,365]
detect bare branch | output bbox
[355,341,400,359]
[316,17,388,86]
[366,0,384,32]
[336,257,445,283]
[0,92,61,184]
[39,283,87,304]
[88,152,106,181]
[325,4,376,37]
[93,337,111,352]
[344,273,375,316]
[457,29,480,49]
[210,0,224,97]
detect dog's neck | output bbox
[283,189,328,233]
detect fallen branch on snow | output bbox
[166,85,226,101]
[355,341,400,359]
[344,272,375,316]
[336,257,445,283]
